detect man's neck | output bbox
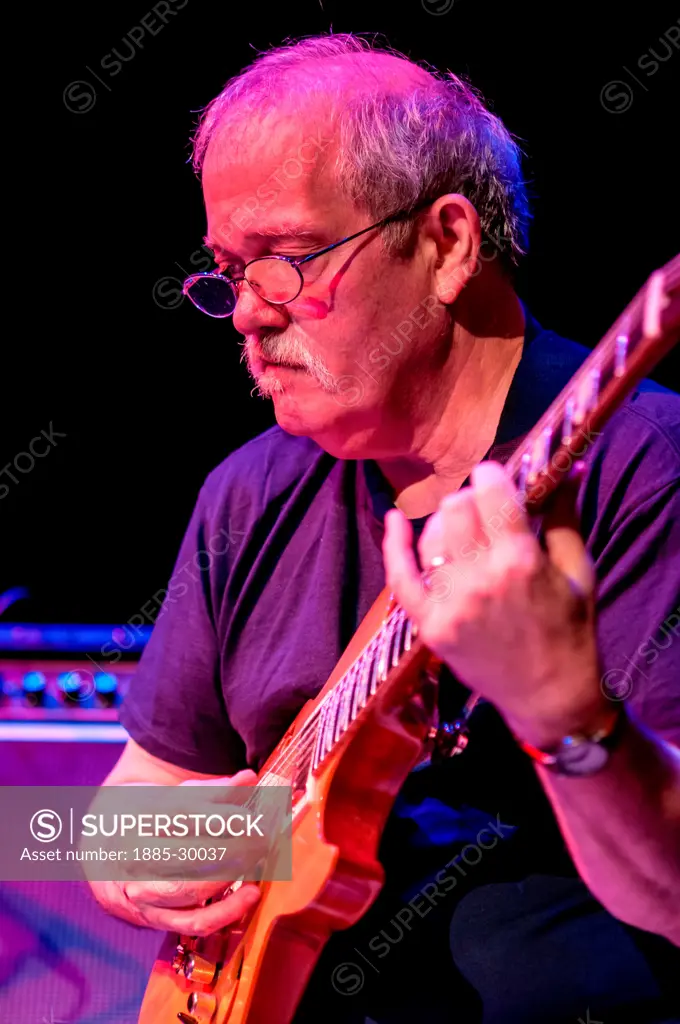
[377,289,525,519]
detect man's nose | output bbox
[231,283,289,336]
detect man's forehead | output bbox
[202,118,342,254]
[203,111,334,186]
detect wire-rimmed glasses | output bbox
[182,202,432,318]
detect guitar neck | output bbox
[509,261,680,510]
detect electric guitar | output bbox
[138,255,680,1024]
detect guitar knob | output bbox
[187,991,217,1020]
[184,952,218,985]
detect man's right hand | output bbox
[89,763,263,937]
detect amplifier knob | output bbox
[57,671,88,703]
[22,671,47,705]
[94,672,118,705]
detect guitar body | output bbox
[138,590,439,1024]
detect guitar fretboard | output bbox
[258,607,418,792]
[312,606,416,771]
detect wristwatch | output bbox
[517,706,627,776]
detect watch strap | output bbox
[517,705,626,774]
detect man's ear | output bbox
[427,194,483,305]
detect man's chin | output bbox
[266,386,323,432]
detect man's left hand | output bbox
[383,461,613,749]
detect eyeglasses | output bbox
[182,202,432,318]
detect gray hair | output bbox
[190,33,531,274]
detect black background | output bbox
[2,0,679,624]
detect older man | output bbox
[97,33,679,1024]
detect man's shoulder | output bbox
[619,385,680,447]
[589,385,680,491]
[199,426,331,519]
[575,385,679,568]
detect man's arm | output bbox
[103,736,231,786]
[531,711,680,943]
[384,460,680,945]
[90,465,265,934]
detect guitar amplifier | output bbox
[0,623,161,1024]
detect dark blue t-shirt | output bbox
[119,312,680,1023]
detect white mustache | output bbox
[244,333,339,393]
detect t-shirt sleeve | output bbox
[117,481,248,775]
[580,393,680,746]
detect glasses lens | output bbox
[246,258,301,303]
[185,275,236,317]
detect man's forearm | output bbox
[534,707,680,944]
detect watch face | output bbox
[556,739,609,776]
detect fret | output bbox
[561,396,575,445]
[643,269,665,340]
[322,690,339,755]
[392,609,407,666]
[335,661,358,741]
[575,365,601,426]
[353,641,376,718]
[590,365,602,404]
[614,333,628,377]
[333,666,349,741]
[349,653,365,723]
[368,640,382,698]
[371,617,394,695]
[290,742,314,794]
[312,701,327,771]
[516,450,531,493]
[404,616,415,652]
[528,425,554,482]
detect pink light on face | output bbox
[293,297,329,318]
